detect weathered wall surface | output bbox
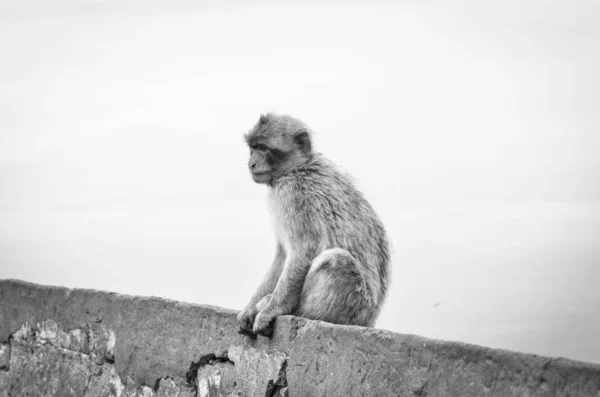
[0,279,599,397]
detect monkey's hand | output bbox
[237,306,258,338]
[252,309,276,337]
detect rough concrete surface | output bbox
[0,279,599,396]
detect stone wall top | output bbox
[1,279,599,396]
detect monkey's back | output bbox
[271,154,390,306]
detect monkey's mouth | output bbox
[251,170,270,176]
[251,171,271,183]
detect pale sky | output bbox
[1,1,599,364]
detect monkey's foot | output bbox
[253,311,275,337]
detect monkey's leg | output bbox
[256,294,272,311]
[296,248,377,327]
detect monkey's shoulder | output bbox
[277,161,349,191]
[273,160,371,212]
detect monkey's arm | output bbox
[237,243,285,335]
[252,241,319,336]
[270,254,312,310]
[251,188,325,336]
[247,243,286,308]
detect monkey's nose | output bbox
[249,162,256,170]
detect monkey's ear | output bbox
[259,114,268,124]
[294,130,312,154]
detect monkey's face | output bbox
[248,143,274,185]
[245,113,314,186]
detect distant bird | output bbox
[432,302,441,308]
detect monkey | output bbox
[237,113,390,337]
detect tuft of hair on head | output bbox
[243,114,268,146]
[244,112,314,151]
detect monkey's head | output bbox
[244,113,313,185]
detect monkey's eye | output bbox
[253,144,268,152]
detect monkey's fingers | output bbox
[238,327,257,339]
[253,314,275,337]
[255,324,273,337]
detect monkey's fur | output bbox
[238,113,390,337]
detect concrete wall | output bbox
[0,279,598,397]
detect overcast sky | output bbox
[1,0,599,364]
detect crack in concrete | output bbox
[186,352,234,387]
[264,360,287,397]
[81,372,94,397]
